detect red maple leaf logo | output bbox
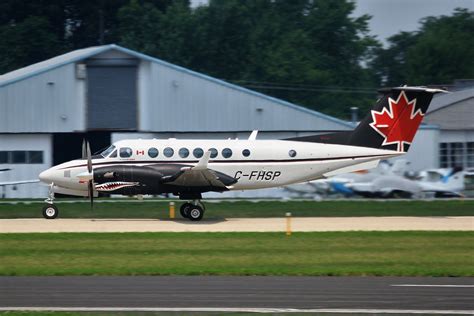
[369,91,424,152]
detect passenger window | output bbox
[148,147,159,158]
[120,147,133,158]
[222,148,232,158]
[193,148,204,158]
[242,149,251,157]
[289,149,297,157]
[164,147,174,157]
[179,148,189,158]
[209,148,218,158]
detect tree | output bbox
[373,8,474,86]
[0,16,64,74]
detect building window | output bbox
[148,147,159,158]
[242,149,251,157]
[222,148,232,158]
[12,151,27,163]
[440,142,474,168]
[119,147,133,158]
[0,151,44,164]
[289,150,297,157]
[193,148,204,158]
[179,148,189,158]
[27,151,43,164]
[0,152,8,163]
[209,148,218,158]
[164,147,174,157]
[468,142,474,167]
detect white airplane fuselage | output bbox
[40,138,400,196]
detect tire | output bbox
[188,205,204,221]
[180,203,192,218]
[42,204,58,219]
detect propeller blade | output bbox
[82,139,87,159]
[86,141,92,174]
[88,180,94,209]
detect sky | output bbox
[351,0,473,45]
[191,0,473,45]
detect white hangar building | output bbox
[0,44,353,198]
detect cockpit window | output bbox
[109,150,117,158]
[101,145,116,158]
[119,147,133,158]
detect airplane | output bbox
[346,167,466,198]
[38,86,445,220]
[0,169,39,198]
[283,159,410,198]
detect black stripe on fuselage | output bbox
[58,153,395,170]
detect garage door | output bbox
[87,66,137,130]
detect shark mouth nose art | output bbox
[95,181,139,192]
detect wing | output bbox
[161,151,236,189]
[0,180,40,186]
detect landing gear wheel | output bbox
[188,205,204,221]
[180,203,193,218]
[42,204,58,219]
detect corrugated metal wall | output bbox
[0,64,85,133]
[138,61,351,132]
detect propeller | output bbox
[81,139,94,209]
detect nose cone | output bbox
[39,168,55,184]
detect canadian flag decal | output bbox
[369,91,424,152]
[136,150,145,155]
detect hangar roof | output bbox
[424,87,474,130]
[0,44,353,129]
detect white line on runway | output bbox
[0,307,473,314]
[392,284,474,288]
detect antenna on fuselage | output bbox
[248,130,258,140]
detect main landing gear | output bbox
[42,183,59,219]
[179,200,205,221]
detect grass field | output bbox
[0,231,472,277]
[0,199,473,218]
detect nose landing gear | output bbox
[42,183,59,219]
[179,200,205,221]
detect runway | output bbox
[0,216,473,233]
[0,276,473,314]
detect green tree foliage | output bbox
[373,8,474,87]
[0,16,63,74]
[118,0,379,118]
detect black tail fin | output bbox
[286,86,445,152]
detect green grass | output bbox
[0,231,472,277]
[0,199,473,218]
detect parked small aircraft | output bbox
[346,167,466,198]
[38,86,444,220]
[284,159,410,198]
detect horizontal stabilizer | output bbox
[323,160,380,178]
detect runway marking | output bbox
[0,307,472,314]
[392,284,474,288]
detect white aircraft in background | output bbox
[38,86,444,220]
[284,159,410,198]
[0,168,39,198]
[346,167,467,198]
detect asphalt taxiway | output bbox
[0,276,473,314]
[0,216,473,232]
